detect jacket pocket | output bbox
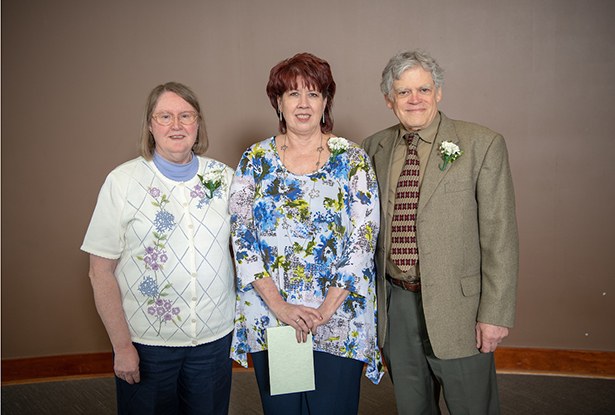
[460,274,481,297]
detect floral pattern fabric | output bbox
[81,156,236,347]
[229,137,384,384]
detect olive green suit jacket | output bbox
[362,112,519,360]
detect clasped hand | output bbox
[251,278,345,343]
[274,302,325,343]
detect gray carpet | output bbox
[2,372,614,414]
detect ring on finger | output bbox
[295,318,300,323]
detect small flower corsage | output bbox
[438,141,463,171]
[328,137,349,161]
[197,169,224,199]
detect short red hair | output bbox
[266,53,336,134]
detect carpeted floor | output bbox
[2,371,614,414]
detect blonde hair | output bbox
[138,82,208,160]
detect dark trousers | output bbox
[383,280,500,415]
[115,332,233,415]
[251,350,364,415]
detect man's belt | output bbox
[387,275,421,292]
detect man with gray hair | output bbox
[362,50,518,414]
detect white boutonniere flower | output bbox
[438,141,463,171]
[328,137,349,161]
[197,169,225,199]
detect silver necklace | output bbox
[281,133,324,174]
[277,134,324,252]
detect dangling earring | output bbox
[322,113,325,124]
[279,110,283,122]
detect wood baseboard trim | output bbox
[2,347,614,384]
[1,352,253,384]
[2,352,113,384]
[493,347,615,376]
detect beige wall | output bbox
[2,0,614,359]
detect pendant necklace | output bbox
[278,133,325,249]
[281,133,324,174]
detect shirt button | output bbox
[192,273,197,278]
[179,183,185,187]
[192,340,197,345]
[192,319,197,323]
[192,297,197,302]
[183,202,188,207]
[188,224,193,229]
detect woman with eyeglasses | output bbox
[81,82,235,415]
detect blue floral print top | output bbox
[229,137,384,384]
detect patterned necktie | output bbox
[390,133,420,272]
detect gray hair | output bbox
[380,50,445,100]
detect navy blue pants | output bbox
[115,332,232,415]
[251,350,364,415]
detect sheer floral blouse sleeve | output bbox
[330,146,380,297]
[229,144,273,292]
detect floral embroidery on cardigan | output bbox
[136,187,181,335]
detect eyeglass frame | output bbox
[151,111,199,126]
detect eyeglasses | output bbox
[151,111,198,126]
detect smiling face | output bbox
[149,91,199,164]
[277,78,327,138]
[385,66,442,132]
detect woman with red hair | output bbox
[229,53,384,415]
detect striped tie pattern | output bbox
[390,133,420,272]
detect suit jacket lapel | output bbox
[373,130,397,208]
[371,129,398,262]
[418,113,458,217]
